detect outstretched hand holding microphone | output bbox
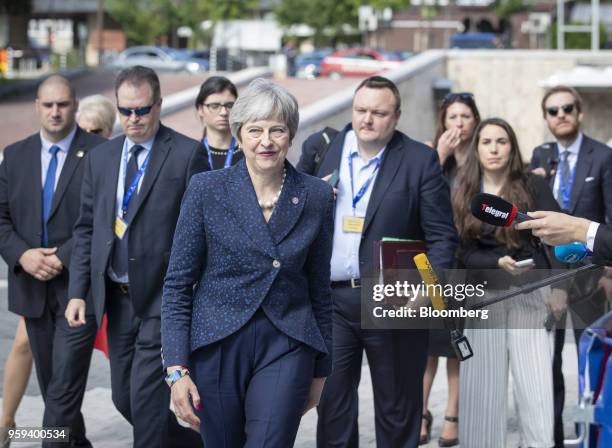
[471,193,610,266]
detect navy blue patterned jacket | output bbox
[161,159,335,377]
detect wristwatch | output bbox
[165,367,189,388]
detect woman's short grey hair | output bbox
[76,94,116,135]
[229,78,299,141]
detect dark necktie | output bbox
[557,151,570,209]
[111,145,144,278]
[41,145,60,247]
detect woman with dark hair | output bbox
[454,118,565,447]
[432,92,481,185]
[195,76,243,170]
[420,92,480,447]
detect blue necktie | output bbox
[557,151,570,209]
[42,145,60,247]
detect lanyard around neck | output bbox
[203,137,236,170]
[348,151,383,212]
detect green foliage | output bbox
[107,0,172,45]
[550,22,607,49]
[493,0,528,18]
[107,0,257,46]
[275,0,405,45]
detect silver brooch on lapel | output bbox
[76,150,85,158]
[291,197,299,205]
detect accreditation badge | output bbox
[343,215,365,233]
[114,216,128,240]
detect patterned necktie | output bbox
[41,145,60,247]
[557,151,570,209]
[111,145,145,278]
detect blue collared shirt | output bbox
[40,126,77,190]
[108,135,154,283]
[330,130,386,281]
[553,132,583,203]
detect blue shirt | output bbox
[330,130,386,281]
[108,135,154,283]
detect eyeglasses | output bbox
[443,92,474,103]
[546,103,575,117]
[203,102,235,113]
[117,104,156,117]
[86,128,103,135]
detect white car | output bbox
[110,46,205,73]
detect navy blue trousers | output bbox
[190,309,317,447]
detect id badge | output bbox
[114,216,128,240]
[343,215,365,233]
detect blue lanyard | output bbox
[121,149,151,217]
[348,151,383,212]
[202,137,236,170]
[559,155,576,210]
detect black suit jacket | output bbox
[0,127,106,318]
[297,124,458,273]
[68,124,209,325]
[530,135,612,223]
[593,224,612,266]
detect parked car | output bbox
[110,46,207,72]
[320,48,403,78]
[174,49,210,71]
[295,49,333,79]
[450,32,500,49]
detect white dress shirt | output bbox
[40,126,77,190]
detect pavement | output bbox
[0,69,359,148]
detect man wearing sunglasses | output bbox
[66,66,208,447]
[529,85,612,448]
[0,75,105,447]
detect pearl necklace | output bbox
[258,168,287,210]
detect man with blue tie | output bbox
[66,66,208,447]
[0,75,105,446]
[530,85,612,447]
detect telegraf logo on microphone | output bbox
[481,203,509,220]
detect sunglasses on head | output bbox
[86,128,103,135]
[117,103,155,117]
[443,92,474,103]
[546,103,575,117]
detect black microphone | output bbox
[470,193,533,227]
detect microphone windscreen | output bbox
[470,193,517,227]
[554,242,589,263]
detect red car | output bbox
[320,48,403,78]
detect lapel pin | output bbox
[291,197,299,205]
[76,150,85,158]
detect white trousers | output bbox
[459,287,555,448]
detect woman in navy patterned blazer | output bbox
[161,78,334,447]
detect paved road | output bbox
[0,70,359,148]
